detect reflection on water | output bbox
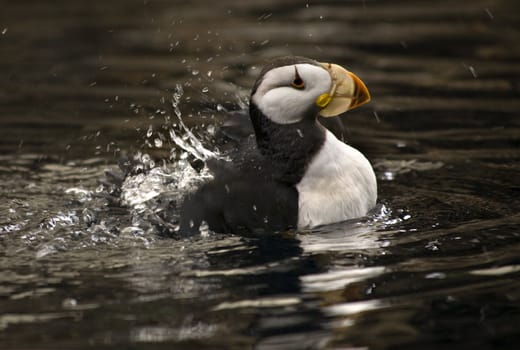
[1,0,520,349]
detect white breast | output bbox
[296,130,377,228]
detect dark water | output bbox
[1,0,519,349]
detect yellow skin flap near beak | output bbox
[315,93,333,108]
[316,63,371,117]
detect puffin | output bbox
[179,56,377,235]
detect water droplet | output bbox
[382,171,394,181]
[146,125,153,138]
[191,69,199,76]
[484,8,494,20]
[425,240,441,251]
[201,86,209,93]
[462,62,478,78]
[82,208,96,226]
[468,66,478,78]
[1,28,7,35]
[154,138,163,148]
[373,110,380,123]
[199,221,210,237]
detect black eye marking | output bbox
[291,66,305,89]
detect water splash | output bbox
[115,84,221,236]
[167,84,220,161]
[3,84,228,253]
[120,159,212,210]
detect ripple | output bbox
[0,312,75,331]
[1,0,519,349]
[470,265,520,277]
[324,299,386,317]
[213,297,301,311]
[301,267,386,293]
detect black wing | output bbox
[179,168,298,236]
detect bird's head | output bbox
[251,56,370,124]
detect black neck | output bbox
[249,102,326,185]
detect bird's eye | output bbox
[291,77,305,89]
[291,67,305,89]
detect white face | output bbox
[252,63,332,124]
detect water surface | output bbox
[1,1,519,349]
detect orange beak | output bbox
[316,63,371,117]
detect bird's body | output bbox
[179,56,377,235]
[296,128,376,228]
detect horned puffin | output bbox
[179,56,377,235]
